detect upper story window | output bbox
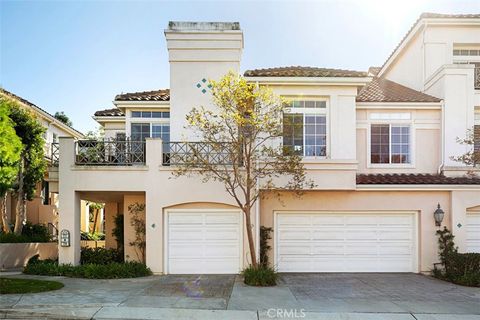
[371,124,410,164]
[283,99,327,157]
[131,111,170,118]
[453,49,480,56]
[131,123,170,142]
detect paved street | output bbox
[1,273,479,319]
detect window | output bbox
[131,123,170,142]
[283,99,327,157]
[131,111,169,118]
[453,49,480,56]
[371,124,410,164]
[131,123,150,141]
[52,133,58,143]
[152,124,170,142]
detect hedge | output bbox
[23,255,151,279]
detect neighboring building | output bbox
[0,88,84,229]
[58,14,480,274]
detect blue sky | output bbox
[1,0,479,133]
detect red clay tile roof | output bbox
[357,174,480,185]
[356,77,441,103]
[244,66,367,78]
[115,89,170,102]
[94,108,124,117]
[379,13,480,76]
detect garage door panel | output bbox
[312,229,345,240]
[276,212,416,273]
[169,214,203,224]
[467,213,480,253]
[312,215,344,225]
[345,230,377,240]
[278,229,311,240]
[205,213,240,224]
[278,215,311,225]
[169,228,203,240]
[378,230,412,240]
[204,228,239,240]
[167,210,242,274]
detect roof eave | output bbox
[245,76,372,85]
[378,16,480,78]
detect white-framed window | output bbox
[131,123,170,142]
[283,99,328,157]
[131,111,170,118]
[370,124,411,164]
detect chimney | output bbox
[165,21,244,140]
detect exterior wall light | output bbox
[434,203,445,227]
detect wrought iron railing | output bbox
[163,141,235,166]
[475,67,480,90]
[51,142,59,166]
[75,139,146,166]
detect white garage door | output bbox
[276,212,416,273]
[466,212,480,253]
[166,210,242,274]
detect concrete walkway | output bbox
[1,273,479,319]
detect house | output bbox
[57,14,480,274]
[0,89,84,231]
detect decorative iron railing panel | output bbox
[475,67,480,90]
[75,139,146,166]
[163,142,235,166]
[51,142,59,166]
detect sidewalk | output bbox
[2,307,480,320]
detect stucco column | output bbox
[450,190,480,253]
[58,137,81,265]
[145,138,164,273]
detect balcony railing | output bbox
[51,142,59,166]
[163,142,236,166]
[75,139,146,166]
[475,67,480,90]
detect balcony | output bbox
[75,139,146,166]
[162,141,236,166]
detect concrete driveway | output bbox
[1,273,479,319]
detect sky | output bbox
[1,0,479,133]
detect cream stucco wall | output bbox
[356,108,442,174]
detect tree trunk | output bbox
[91,208,99,233]
[243,206,257,267]
[1,193,11,233]
[14,159,25,235]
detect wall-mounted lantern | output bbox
[434,203,445,227]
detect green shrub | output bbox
[260,226,273,267]
[24,255,151,279]
[433,227,480,287]
[81,231,105,241]
[242,264,277,286]
[112,214,124,255]
[0,222,51,243]
[80,247,123,265]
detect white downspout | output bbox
[438,100,446,175]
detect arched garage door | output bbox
[275,212,417,273]
[165,209,243,274]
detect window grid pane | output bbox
[304,115,326,157]
[371,124,390,164]
[283,113,304,155]
[391,125,410,164]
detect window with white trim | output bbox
[371,124,410,164]
[131,123,170,143]
[283,99,327,157]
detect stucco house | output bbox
[0,88,84,231]
[58,13,480,274]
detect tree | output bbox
[54,111,73,127]
[451,127,480,173]
[0,98,22,233]
[171,72,313,267]
[8,105,46,234]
